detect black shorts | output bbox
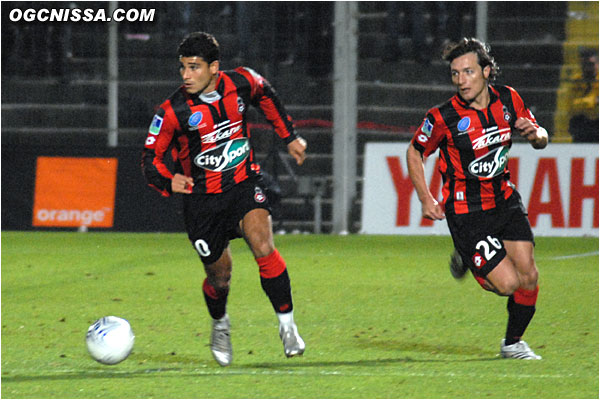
[446,191,534,277]
[183,176,272,265]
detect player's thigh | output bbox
[230,177,274,258]
[504,240,538,289]
[240,208,275,258]
[183,193,230,265]
[485,256,520,295]
[501,195,538,288]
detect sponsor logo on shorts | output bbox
[472,252,486,269]
[194,138,250,172]
[468,146,509,178]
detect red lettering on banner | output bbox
[528,158,565,227]
[569,158,599,228]
[386,156,414,226]
[420,159,442,227]
[507,158,519,189]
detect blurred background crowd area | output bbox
[1,1,598,234]
[2,1,598,144]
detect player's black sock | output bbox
[261,268,294,314]
[505,286,538,345]
[203,279,229,320]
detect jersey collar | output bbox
[454,85,499,110]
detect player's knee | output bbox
[205,256,232,291]
[207,273,231,292]
[250,240,275,259]
[520,265,539,289]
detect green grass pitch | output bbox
[1,231,598,398]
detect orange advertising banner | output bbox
[32,157,119,228]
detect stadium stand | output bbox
[553,1,599,142]
[2,1,589,233]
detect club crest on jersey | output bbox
[254,186,266,203]
[194,138,250,172]
[237,97,245,114]
[188,111,203,130]
[502,106,511,122]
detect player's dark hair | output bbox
[177,32,220,63]
[442,38,499,82]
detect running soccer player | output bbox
[142,32,307,366]
[406,38,547,359]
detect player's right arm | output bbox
[407,144,445,220]
[141,104,190,196]
[406,114,445,221]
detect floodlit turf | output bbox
[1,231,598,398]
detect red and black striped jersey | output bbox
[142,67,298,196]
[411,85,541,215]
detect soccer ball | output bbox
[86,316,135,365]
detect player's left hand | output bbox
[514,117,537,139]
[288,137,307,165]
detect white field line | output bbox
[5,367,580,380]
[547,251,599,260]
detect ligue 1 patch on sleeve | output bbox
[149,115,163,135]
[421,118,433,137]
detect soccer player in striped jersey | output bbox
[142,32,306,366]
[407,38,547,359]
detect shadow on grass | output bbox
[352,337,492,357]
[244,355,499,371]
[2,352,499,383]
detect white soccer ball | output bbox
[86,316,135,365]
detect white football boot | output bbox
[279,323,305,358]
[500,339,542,360]
[210,314,232,366]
